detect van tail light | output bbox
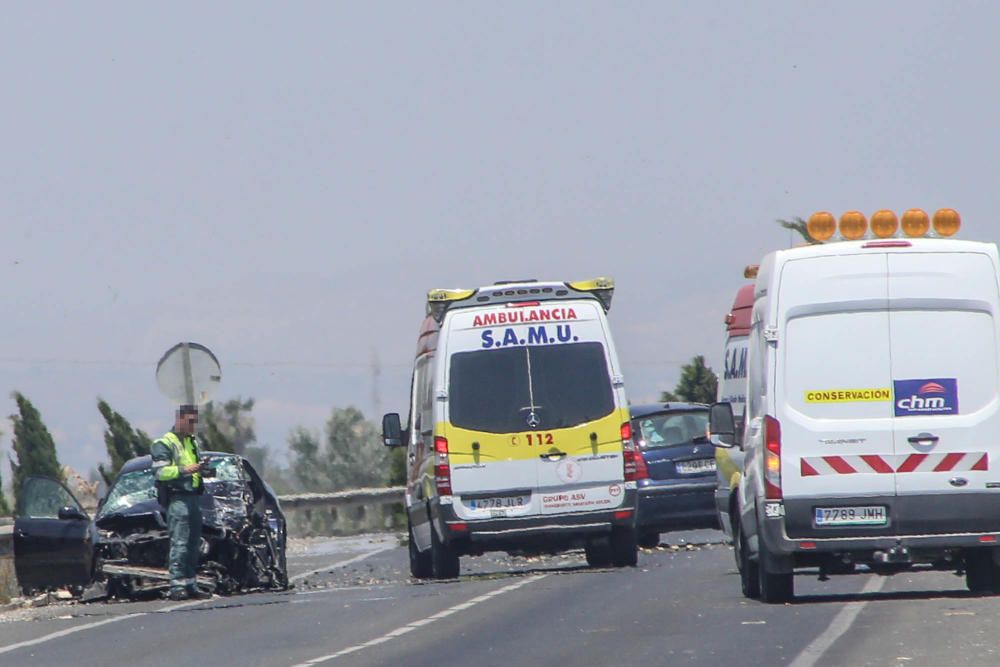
[621,423,638,482]
[764,415,782,500]
[434,436,452,495]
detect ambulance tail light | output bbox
[764,415,782,500]
[434,436,452,495]
[622,422,638,482]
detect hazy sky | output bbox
[2,2,998,478]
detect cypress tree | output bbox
[660,355,719,405]
[0,429,11,516]
[97,399,153,485]
[9,392,63,501]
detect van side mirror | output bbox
[382,413,403,447]
[709,402,736,449]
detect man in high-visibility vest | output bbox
[152,404,212,600]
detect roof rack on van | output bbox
[426,277,615,323]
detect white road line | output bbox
[289,544,396,583]
[788,575,887,667]
[290,573,547,666]
[0,597,206,657]
[0,544,393,657]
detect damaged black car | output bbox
[97,452,288,597]
[13,452,288,598]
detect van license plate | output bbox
[676,459,716,474]
[467,495,530,510]
[815,506,887,526]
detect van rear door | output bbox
[776,254,896,533]
[887,249,1000,534]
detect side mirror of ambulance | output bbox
[382,413,404,447]
[709,402,736,449]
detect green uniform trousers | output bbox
[167,493,202,593]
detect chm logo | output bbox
[893,378,959,417]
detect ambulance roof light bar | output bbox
[426,276,616,323]
[805,208,960,243]
[426,288,476,322]
[566,277,615,312]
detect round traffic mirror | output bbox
[155,342,221,405]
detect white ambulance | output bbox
[714,282,753,538]
[711,209,1000,602]
[383,278,639,579]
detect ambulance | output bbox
[710,209,1000,602]
[714,282,753,538]
[382,278,639,579]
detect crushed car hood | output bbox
[96,481,249,532]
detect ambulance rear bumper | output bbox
[431,490,637,552]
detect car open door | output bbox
[13,476,97,594]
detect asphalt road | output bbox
[2,529,1000,666]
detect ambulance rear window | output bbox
[448,342,614,433]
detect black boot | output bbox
[187,587,212,600]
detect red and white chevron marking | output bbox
[800,452,988,476]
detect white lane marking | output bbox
[788,575,887,667]
[0,543,393,657]
[290,573,547,666]
[289,544,395,583]
[0,597,206,657]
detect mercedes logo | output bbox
[526,412,540,429]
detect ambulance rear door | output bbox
[442,301,625,520]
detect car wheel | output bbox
[757,538,793,604]
[965,549,1000,594]
[611,526,639,567]
[734,514,760,599]
[637,531,660,549]
[408,522,433,579]
[429,524,460,580]
[585,536,613,568]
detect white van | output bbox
[383,278,639,579]
[711,210,1000,602]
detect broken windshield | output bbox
[448,341,615,432]
[99,468,157,516]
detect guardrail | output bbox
[0,525,11,556]
[279,486,406,537]
[0,525,15,603]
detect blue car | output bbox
[631,403,719,548]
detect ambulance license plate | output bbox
[676,459,716,474]
[815,506,887,526]
[468,495,530,510]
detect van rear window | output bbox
[448,342,615,433]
